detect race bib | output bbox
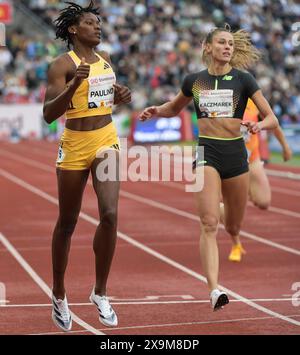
[199,89,233,118]
[88,73,116,109]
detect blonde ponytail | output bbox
[202,25,261,69]
[231,29,261,69]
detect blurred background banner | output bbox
[0,103,42,139]
[269,124,300,154]
[0,2,12,24]
[131,110,193,143]
[0,0,299,162]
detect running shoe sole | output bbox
[213,293,229,311]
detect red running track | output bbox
[0,140,300,335]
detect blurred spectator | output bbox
[1,0,300,124]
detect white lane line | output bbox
[266,169,300,180]
[0,167,299,328]
[29,313,300,335]
[7,143,300,181]
[268,206,300,219]
[0,298,297,308]
[271,186,300,197]
[1,151,299,253]
[2,147,300,213]
[120,190,300,256]
[2,148,300,221]
[0,236,104,335]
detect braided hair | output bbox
[54,1,101,49]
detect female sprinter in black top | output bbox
[43,1,131,331]
[140,25,278,311]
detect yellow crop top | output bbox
[66,50,116,119]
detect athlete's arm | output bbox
[244,90,278,133]
[113,83,131,105]
[139,91,192,121]
[273,126,293,161]
[43,56,90,124]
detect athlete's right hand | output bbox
[241,121,261,134]
[73,57,90,86]
[139,106,159,121]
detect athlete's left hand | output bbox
[241,121,262,134]
[114,83,131,105]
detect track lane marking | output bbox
[1,150,300,254]
[29,313,300,335]
[1,167,299,328]
[2,147,300,212]
[1,298,297,308]
[120,190,300,256]
[0,237,104,334]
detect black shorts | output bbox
[193,136,249,179]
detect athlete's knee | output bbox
[101,208,118,229]
[253,199,270,210]
[250,188,271,210]
[56,217,78,237]
[200,214,219,235]
[225,223,241,237]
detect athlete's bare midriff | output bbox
[65,114,112,131]
[198,117,243,138]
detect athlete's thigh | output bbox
[56,168,90,219]
[221,172,249,226]
[249,159,271,205]
[90,150,120,214]
[194,166,222,220]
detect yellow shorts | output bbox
[56,122,120,170]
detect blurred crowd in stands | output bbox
[1,0,300,124]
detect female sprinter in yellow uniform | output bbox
[140,26,278,311]
[43,2,131,331]
[225,99,292,262]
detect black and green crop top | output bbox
[181,68,260,119]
